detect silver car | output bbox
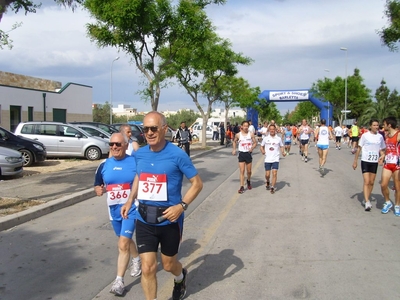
[0,146,24,177]
[14,122,109,160]
[73,124,111,142]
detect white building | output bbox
[0,71,92,132]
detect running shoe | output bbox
[172,268,187,300]
[266,181,270,190]
[270,187,275,194]
[319,167,324,175]
[110,279,125,296]
[247,180,252,190]
[338,146,341,150]
[238,186,244,194]
[381,201,393,214]
[305,157,308,163]
[395,206,400,217]
[365,201,372,211]
[130,258,142,277]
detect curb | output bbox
[0,145,224,232]
[0,188,94,231]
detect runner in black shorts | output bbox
[352,119,385,211]
[232,120,257,194]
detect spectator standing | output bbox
[219,122,226,146]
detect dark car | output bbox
[69,122,118,135]
[112,123,146,144]
[0,126,46,167]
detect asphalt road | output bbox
[1,142,400,300]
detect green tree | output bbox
[165,110,200,130]
[217,76,252,128]
[288,102,319,125]
[84,0,225,111]
[377,0,400,52]
[311,68,372,125]
[93,102,112,124]
[358,79,399,124]
[164,33,251,146]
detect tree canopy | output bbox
[378,0,400,52]
[84,0,225,112]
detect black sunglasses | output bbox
[109,142,122,147]
[143,126,161,133]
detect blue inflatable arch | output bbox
[247,89,333,128]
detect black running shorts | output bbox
[238,151,252,164]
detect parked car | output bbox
[0,146,24,177]
[112,123,146,144]
[165,126,176,141]
[14,122,109,161]
[191,124,213,140]
[69,122,118,135]
[0,126,46,167]
[73,124,111,142]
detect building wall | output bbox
[0,73,93,131]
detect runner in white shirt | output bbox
[260,124,286,194]
[315,119,333,175]
[232,120,257,194]
[248,120,256,135]
[334,125,343,150]
[352,119,386,211]
[299,119,313,162]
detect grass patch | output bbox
[0,198,45,216]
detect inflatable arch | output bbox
[247,89,333,129]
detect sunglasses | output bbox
[143,126,161,133]
[109,142,122,147]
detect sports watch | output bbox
[180,201,188,211]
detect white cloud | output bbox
[0,0,398,116]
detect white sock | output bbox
[175,272,183,282]
[116,276,123,282]
[132,256,140,262]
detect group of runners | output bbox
[231,117,400,217]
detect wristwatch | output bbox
[180,201,188,211]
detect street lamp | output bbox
[110,56,120,125]
[340,47,348,122]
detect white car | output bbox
[191,124,213,140]
[0,146,24,177]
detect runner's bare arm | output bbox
[162,174,203,222]
[121,174,139,219]
[232,133,239,155]
[250,133,257,152]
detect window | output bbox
[37,124,57,136]
[21,124,35,134]
[28,107,34,121]
[62,126,80,137]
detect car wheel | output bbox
[20,149,34,167]
[85,146,101,160]
[192,134,199,141]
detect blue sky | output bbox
[1,0,398,115]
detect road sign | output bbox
[341,110,351,113]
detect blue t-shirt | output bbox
[94,155,136,221]
[284,129,292,143]
[135,141,198,225]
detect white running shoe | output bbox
[110,279,125,296]
[130,258,142,277]
[365,201,372,211]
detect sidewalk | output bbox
[0,140,223,231]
